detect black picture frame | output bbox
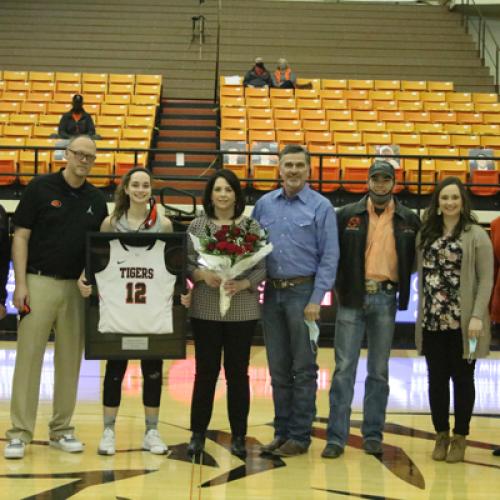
[84,231,187,360]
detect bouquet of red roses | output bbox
[190,219,273,316]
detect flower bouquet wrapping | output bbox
[190,220,273,317]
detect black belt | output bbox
[27,266,73,280]
[365,279,397,294]
[269,276,314,289]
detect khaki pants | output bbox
[6,274,84,443]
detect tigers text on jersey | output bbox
[95,239,176,334]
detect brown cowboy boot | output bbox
[446,434,466,463]
[432,431,450,461]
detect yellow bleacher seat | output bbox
[398,101,424,111]
[0,114,9,124]
[101,104,128,116]
[135,84,161,98]
[363,132,392,147]
[483,113,500,124]
[378,111,404,122]
[481,136,500,148]
[296,98,321,110]
[352,110,377,121]
[21,102,46,115]
[322,99,347,110]
[53,92,73,103]
[125,115,154,128]
[0,149,17,184]
[29,71,54,82]
[105,94,131,105]
[131,95,157,106]
[341,157,371,193]
[427,81,454,92]
[347,100,372,111]
[245,87,269,98]
[302,119,328,132]
[247,107,273,120]
[446,92,472,103]
[414,123,444,134]
[472,124,499,135]
[276,130,304,146]
[275,119,301,131]
[401,80,426,91]
[456,112,483,124]
[428,147,459,157]
[472,93,498,104]
[128,104,156,117]
[420,91,446,102]
[109,74,136,85]
[96,127,122,140]
[19,150,50,184]
[108,84,134,95]
[270,88,294,98]
[136,74,162,86]
[246,97,270,109]
[89,153,114,187]
[337,144,367,155]
[55,72,81,83]
[82,83,107,94]
[3,70,27,81]
[83,93,105,105]
[248,130,276,143]
[3,124,31,137]
[85,104,100,116]
[423,101,449,112]
[25,92,52,104]
[220,129,246,142]
[305,131,332,145]
[368,90,394,101]
[32,125,57,138]
[56,82,81,94]
[30,81,55,93]
[221,86,244,97]
[221,107,246,120]
[33,115,57,126]
[404,157,435,194]
[95,139,118,151]
[344,90,368,100]
[309,144,340,192]
[220,96,245,108]
[435,159,467,183]
[1,91,27,102]
[300,108,326,121]
[330,121,357,132]
[357,121,386,133]
[9,114,37,125]
[247,118,273,130]
[326,109,351,121]
[96,115,126,127]
[392,133,421,146]
[404,111,431,123]
[374,80,400,90]
[319,89,344,100]
[333,131,362,145]
[47,102,71,115]
[386,121,415,133]
[115,139,149,178]
[296,78,320,90]
[395,91,420,101]
[5,81,30,93]
[295,89,320,99]
[322,79,347,90]
[0,102,20,114]
[348,80,373,90]
[222,117,247,130]
[271,97,296,109]
[372,100,398,111]
[82,73,108,84]
[449,101,474,112]
[450,134,481,148]
[253,164,279,191]
[421,134,451,147]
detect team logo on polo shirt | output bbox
[50,200,62,208]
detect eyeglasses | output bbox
[68,149,96,163]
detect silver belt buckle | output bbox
[365,280,379,294]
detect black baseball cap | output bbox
[369,160,395,179]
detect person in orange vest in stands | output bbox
[272,58,296,89]
[243,57,273,88]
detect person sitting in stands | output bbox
[58,94,97,139]
[243,57,273,88]
[272,58,296,89]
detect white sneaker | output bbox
[4,439,25,459]
[98,428,116,456]
[49,434,84,453]
[143,429,168,455]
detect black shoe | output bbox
[187,432,205,456]
[363,439,383,455]
[260,437,287,454]
[493,448,500,456]
[321,443,344,459]
[231,435,247,458]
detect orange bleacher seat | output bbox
[357,121,386,133]
[0,150,17,185]
[401,80,426,91]
[105,94,131,105]
[321,79,347,90]
[347,100,372,111]
[395,91,420,101]
[276,130,304,146]
[247,107,273,119]
[386,121,415,133]
[55,72,81,83]
[18,150,51,184]
[421,92,446,102]
[300,109,326,121]
[302,119,328,132]
[309,144,340,192]
[115,139,149,179]
[330,121,357,132]
[322,99,348,110]
[429,112,457,124]
[128,104,156,117]
[30,81,55,93]
[3,71,27,81]
[21,102,46,115]
[423,101,449,112]
[109,74,135,85]
[363,132,392,147]
[456,112,483,124]
[252,164,280,191]
[445,124,473,135]
[446,92,472,103]
[101,104,128,116]
[221,107,246,119]
[344,90,368,100]
[404,111,431,123]
[0,102,19,114]
[221,140,248,186]
[276,119,301,131]
[29,71,54,82]
[428,147,459,158]
[273,108,300,120]
[392,133,421,146]
[414,123,444,134]
[427,81,454,92]
[245,87,269,98]
[326,109,352,121]
[342,158,371,193]
[398,101,424,111]
[352,110,377,121]
[270,97,296,109]
[404,158,436,194]
[435,159,467,183]
[374,80,400,90]
[295,89,320,99]
[221,86,244,97]
[97,115,126,128]
[248,130,276,143]
[372,100,398,111]
[248,118,273,131]
[131,95,157,106]
[222,117,247,130]
[470,169,499,196]
[89,153,114,187]
[220,129,246,142]
[305,131,332,145]
[333,131,362,145]
[109,84,134,95]
[421,134,451,147]
[270,88,294,98]
[85,104,100,116]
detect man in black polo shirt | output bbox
[4,135,108,459]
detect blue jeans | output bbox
[326,289,397,447]
[262,282,318,446]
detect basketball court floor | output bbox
[0,342,499,499]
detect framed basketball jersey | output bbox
[84,232,187,359]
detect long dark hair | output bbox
[112,167,153,221]
[419,176,477,249]
[202,169,245,219]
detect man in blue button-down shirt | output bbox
[253,144,339,457]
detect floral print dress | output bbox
[422,234,463,332]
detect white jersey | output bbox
[95,239,176,334]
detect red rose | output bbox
[226,243,238,254]
[216,241,228,251]
[215,229,227,241]
[244,233,259,243]
[207,242,216,251]
[232,226,241,236]
[234,245,245,255]
[244,243,254,252]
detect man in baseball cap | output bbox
[322,158,421,459]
